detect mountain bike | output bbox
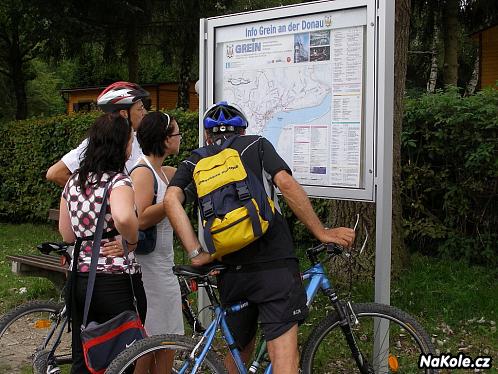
[106,239,438,374]
[0,242,206,374]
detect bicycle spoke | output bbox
[0,302,71,373]
[301,304,436,374]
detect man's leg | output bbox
[266,324,299,374]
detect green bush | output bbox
[402,87,498,266]
[0,110,200,222]
[0,112,100,221]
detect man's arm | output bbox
[46,160,72,187]
[163,186,212,266]
[47,138,88,187]
[273,170,355,247]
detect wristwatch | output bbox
[188,246,205,260]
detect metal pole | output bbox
[197,18,212,327]
[374,0,395,371]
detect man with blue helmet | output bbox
[164,101,355,374]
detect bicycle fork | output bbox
[324,288,375,374]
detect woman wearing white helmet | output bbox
[46,81,150,187]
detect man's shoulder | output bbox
[231,134,265,153]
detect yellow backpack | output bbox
[192,137,275,259]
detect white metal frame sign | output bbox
[198,1,395,340]
[199,0,379,202]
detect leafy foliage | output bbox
[402,87,498,266]
[0,110,200,222]
[0,112,99,221]
[26,60,66,117]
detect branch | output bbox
[22,54,39,63]
[407,50,435,55]
[0,30,11,46]
[0,67,12,78]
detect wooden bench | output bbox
[7,209,66,289]
[7,254,67,289]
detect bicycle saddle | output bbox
[173,263,226,278]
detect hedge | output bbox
[0,110,199,222]
[2,88,497,266]
[402,87,498,266]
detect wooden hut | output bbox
[60,81,199,114]
[472,24,498,89]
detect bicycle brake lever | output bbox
[359,226,369,255]
[353,214,360,232]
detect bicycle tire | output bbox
[0,300,72,373]
[105,334,227,374]
[300,302,438,374]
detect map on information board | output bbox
[215,11,365,188]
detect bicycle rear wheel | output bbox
[106,334,226,374]
[300,302,437,374]
[0,300,72,373]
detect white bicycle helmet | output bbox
[97,81,149,113]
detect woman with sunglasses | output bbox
[130,111,182,373]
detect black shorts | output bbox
[218,259,308,349]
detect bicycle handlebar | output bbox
[37,242,72,263]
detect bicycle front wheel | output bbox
[0,300,72,373]
[106,334,227,374]
[301,303,437,374]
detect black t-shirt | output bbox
[169,135,296,265]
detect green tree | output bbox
[408,0,498,92]
[0,0,54,119]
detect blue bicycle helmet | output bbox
[203,101,248,132]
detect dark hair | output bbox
[137,111,176,157]
[76,113,132,190]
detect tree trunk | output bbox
[326,0,411,283]
[326,200,376,284]
[13,63,27,120]
[177,23,195,110]
[442,0,459,86]
[464,53,479,96]
[9,26,27,120]
[392,0,411,274]
[177,46,192,110]
[126,19,139,83]
[427,22,439,93]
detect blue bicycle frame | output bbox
[178,262,330,374]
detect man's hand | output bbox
[190,251,213,267]
[318,227,355,248]
[102,240,124,257]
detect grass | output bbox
[298,251,497,373]
[0,223,496,372]
[392,253,497,370]
[0,223,60,312]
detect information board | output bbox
[198,0,396,347]
[201,0,376,201]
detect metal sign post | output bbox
[374,0,395,371]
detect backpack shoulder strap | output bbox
[220,135,239,150]
[129,163,158,204]
[192,146,210,158]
